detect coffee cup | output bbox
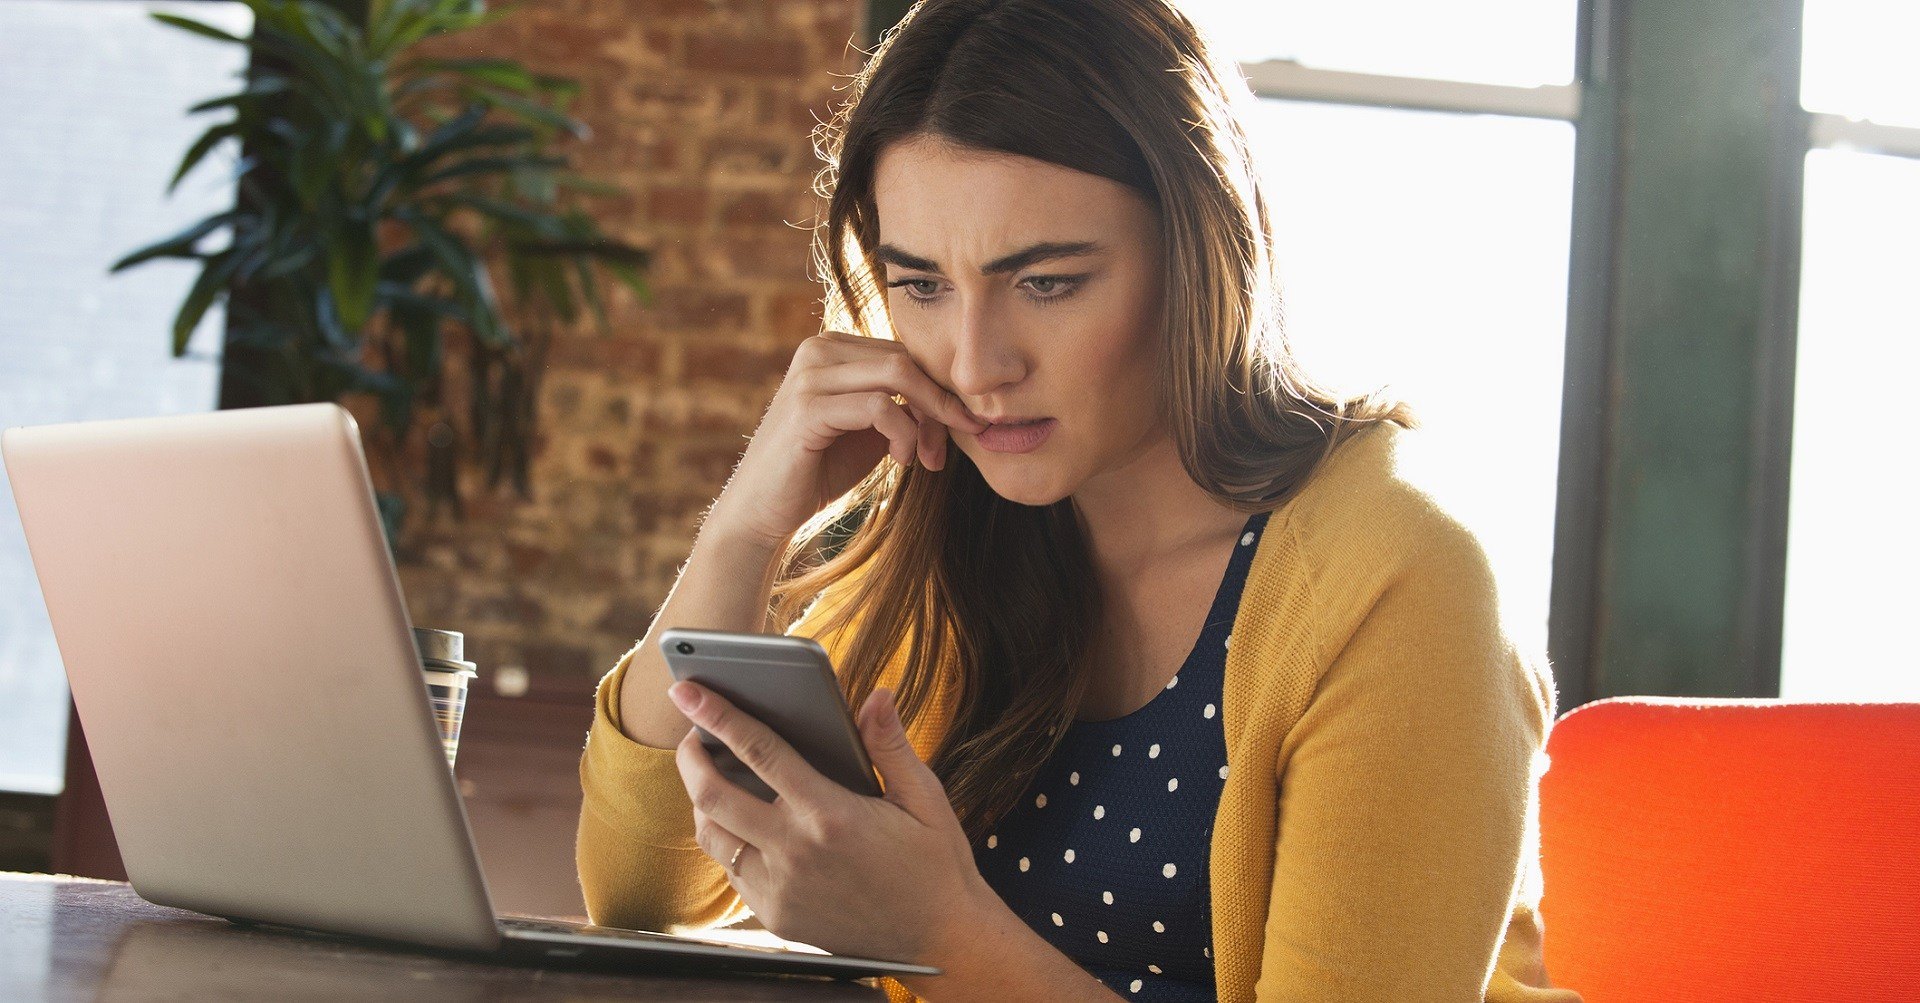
[413,627,478,768]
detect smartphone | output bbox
[659,627,883,803]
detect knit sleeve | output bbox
[1254,523,1583,1002]
[574,641,748,933]
[573,570,870,934]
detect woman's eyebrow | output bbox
[874,240,1105,276]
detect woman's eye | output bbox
[886,278,941,305]
[1022,276,1080,301]
[884,274,1085,307]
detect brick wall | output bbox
[388,0,869,698]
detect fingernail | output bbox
[668,681,702,714]
[877,689,903,730]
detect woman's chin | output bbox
[970,457,1068,507]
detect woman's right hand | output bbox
[703,330,990,551]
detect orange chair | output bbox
[1538,697,1920,1002]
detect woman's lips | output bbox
[974,417,1056,454]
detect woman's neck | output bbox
[1070,429,1250,581]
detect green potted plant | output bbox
[112,0,652,545]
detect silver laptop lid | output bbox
[1,403,499,951]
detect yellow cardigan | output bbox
[576,421,1585,1002]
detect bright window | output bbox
[0,0,252,794]
[1800,0,1920,129]
[1777,150,1920,702]
[1180,0,1577,88]
[1776,1,1920,702]
[1246,99,1575,656]
[1167,2,1580,656]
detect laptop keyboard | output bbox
[498,916,808,956]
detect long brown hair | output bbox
[770,0,1417,843]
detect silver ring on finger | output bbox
[727,841,746,873]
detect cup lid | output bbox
[412,627,464,663]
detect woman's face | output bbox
[872,133,1166,507]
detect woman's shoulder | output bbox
[1275,419,1485,551]
[1250,420,1515,650]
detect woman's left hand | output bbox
[668,678,988,964]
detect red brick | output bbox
[648,185,710,225]
[718,189,803,226]
[645,0,722,17]
[627,77,716,119]
[685,31,808,76]
[683,338,795,383]
[546,333,665,374]
[675,439,750,487]
[505,540,552,575]
[756,89,835,133]
[462,492,506,523]
[769,289,826,338]
[712,83,760,129]
[707,135,804,175]
[629,438,660,471]
[641,287,751,332]
[631,490,724,533]
[614,135,681,172]
[636,385,762,434]
[706,231,813,281]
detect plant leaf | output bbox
[574,254,609,334]
[455,82,589,141]
[418,152,567,189]
[412,57,542,94]
[552,173,624,197]
[172,250,239,356]
[168,122,242,193]
[187,76,292,115]
[109,212,237,272]
[325,215,380,334]
[150,12,248,45]
[406,211,509,346]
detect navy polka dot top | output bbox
[973,508,1271,1000]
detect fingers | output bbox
[690,805,750,877]
[812,391,922,469]
[670,680,837,815]
[676,721,783,850]
[904,402,947,470]
[808,351,987,436]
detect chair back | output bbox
[1540,696,1920,1001]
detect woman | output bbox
[577,1,1582,1001]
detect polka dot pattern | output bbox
[972,510,1270,1000]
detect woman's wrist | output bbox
[699,493,797,559]
[897,875,1123,1002]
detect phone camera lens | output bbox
[675,641,695,655]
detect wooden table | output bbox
[0,872,884,1000]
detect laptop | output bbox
[0,402,938,983]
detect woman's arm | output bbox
[1252,528,1580,1002]
[614,501,791,750]
[576,642,747,932]
[891,877,1125,1002]
[576,501,843,933]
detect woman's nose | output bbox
[945,297,1025,398]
